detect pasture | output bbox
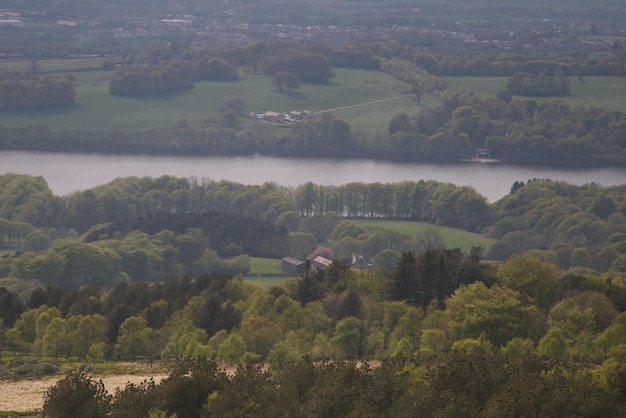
[351,219,495,253]
[247,257,293,288]
[445,75,626,111]
[0,58,424,133]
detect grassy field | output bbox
[0,59,423,132]
[246,257,294,288]
[445,76,626,111]
[4,56,623,134]
[246,276,295,288]
[0,57,106,73]
[248,257,286,276]
[351,219,495,253]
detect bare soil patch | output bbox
[0,374,167,413]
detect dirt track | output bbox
[0,374,167,412]
[318,95,410,113]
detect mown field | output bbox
[0,58,425,133]
[445,75,626,110]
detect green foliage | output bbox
[392,247,489,310]
[0,286,24,328]
[271,71,299,92]
[0,73,75,110]
[114,316,152,360]
[42,370,111,418]
[497,254,559,309]
[109,62,193,96]
[198,58,238,81]
[157,358,228,418]
[446,282,545,347]
[506,72,570,96]
[379,58,449,93]
[265,50,332,83]
[35,352,626,418]
[110,379,159,418]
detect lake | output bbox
[1,151,625,202]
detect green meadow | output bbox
[351,219,496,253]
[246,257,293,288]
[445,75,626,111]
[0,57,105,73]
[3,56,623,134]
[248,257,286,276]
[0,59,423,132]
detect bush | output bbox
[42,370,111,418]
[8,357,59,378]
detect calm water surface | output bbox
[1,151,625,202]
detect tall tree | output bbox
[392,251,419,305]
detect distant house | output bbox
[476,148,490,158]
[263,111,285,123]
[350,254,372,269]
[312,256,333,270]
[281,257,306,275]
[288,110,314,121]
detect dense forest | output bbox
[1,173,626,378]
[38,349,626,417]
[3,247,626,416]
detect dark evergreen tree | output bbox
[392,251,419,305]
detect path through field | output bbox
[318,95,410,113]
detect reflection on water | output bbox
[1,151,625,202]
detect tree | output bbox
[217,333,247,364]
[0,287,24,328]
[275,210,300,231]
[392,251,419,305]
[28,60,40,73]
[446,282,544,347]
[42,317,73,360]
[161,318,210,360]
[388,113,412,135]
[271,71,299,92]
[220,98,247,115]
[109,380,159,418]
[497,89,513,104]
[115,316,152,360]
[332,316,363,359]
[43,371,111,418]
[201,58,238,81]
[372,249,400,272]
[497,254,558,309]
[537,327,569,357]
[158,358,228,418]
[73,314,108,359]
[239,316,282,359]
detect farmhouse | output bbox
[263,111,285,123]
